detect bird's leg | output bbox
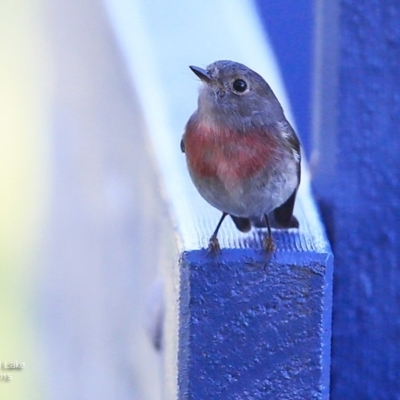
[207,212,228,254]
[263,214,276,253]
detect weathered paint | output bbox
[179,240,333,399]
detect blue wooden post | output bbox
[179,224,333,399]
[105,0,333,398]
[313,1,400,398]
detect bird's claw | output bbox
[263,236,276,254]
[207,235,221,256]
[262,236,276,269]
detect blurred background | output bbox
[1,0,174,398]
[4,0,399,399]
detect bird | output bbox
[180,60,301,254]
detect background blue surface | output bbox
[329,2,400,398]
[254,0,313,157]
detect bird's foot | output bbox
[263,236,276,254]
[262,236,276,269]
[207,235,221,256]
[207,236,222,266]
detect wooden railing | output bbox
[105,0,333,398]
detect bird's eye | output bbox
[232,79,247,93]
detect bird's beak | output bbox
[189,65,213,84]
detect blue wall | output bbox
[331,2,400,398]
[254,0,313,156]
[311,1,400,398]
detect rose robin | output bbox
[181,60,301,253]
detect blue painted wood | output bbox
[179,244,333,399]
[313,1,400,398]
[254,0,314,157]
[104,0,333,398]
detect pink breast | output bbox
[184,120,277,182]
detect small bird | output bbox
[181,60,301,254]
